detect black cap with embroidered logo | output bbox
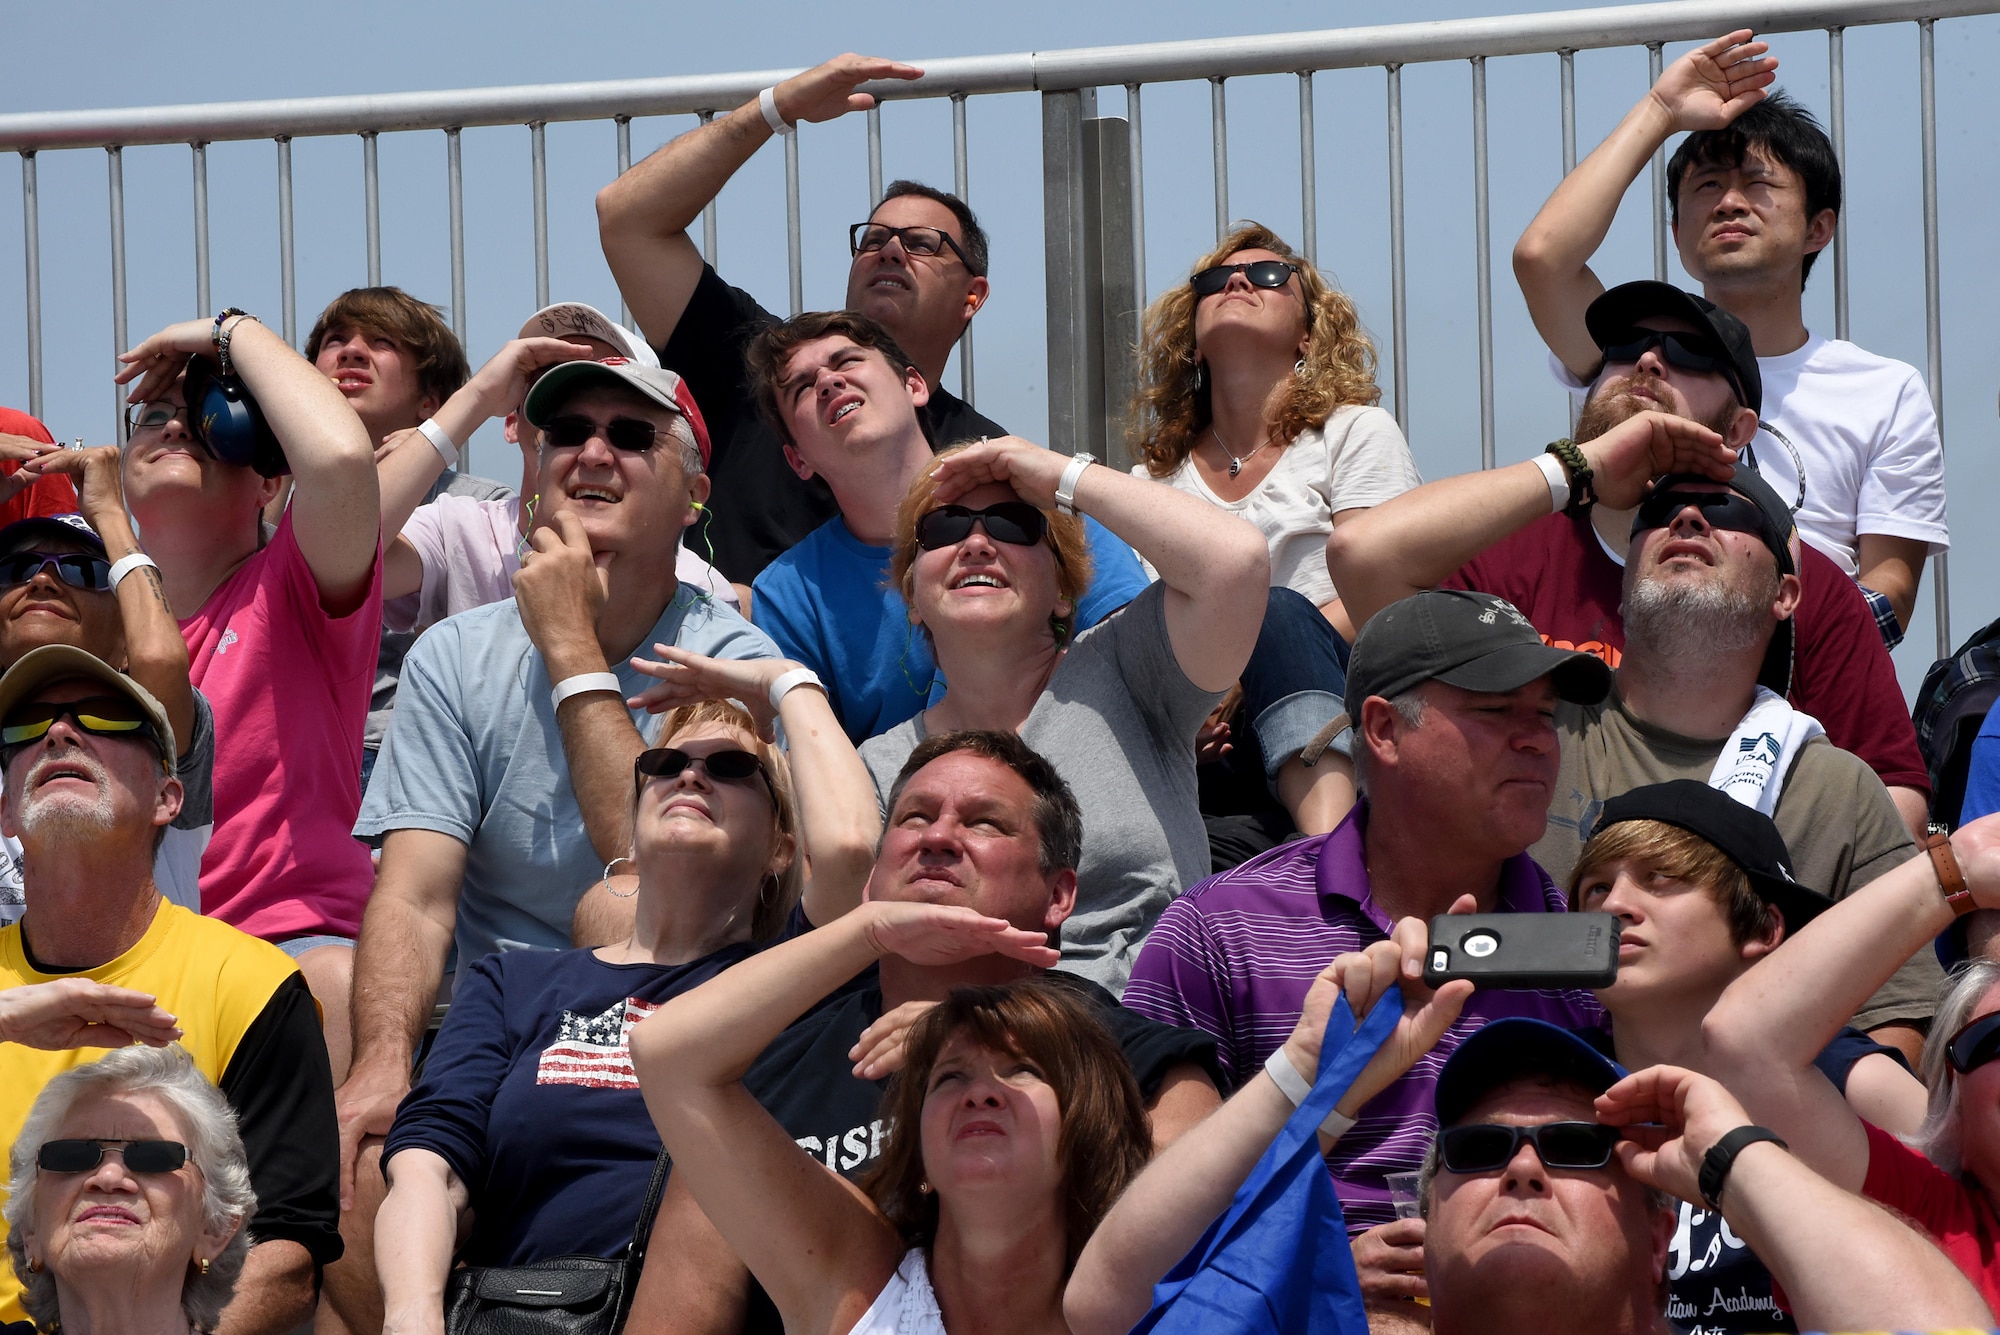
[1590,779,1832,932]
[1585,280,1762,417]
[1344,589,1612,718]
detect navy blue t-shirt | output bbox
[383,943,766,1266]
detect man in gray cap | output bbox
[335,356,778,1333]
[1124,587,1613,1324]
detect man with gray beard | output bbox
[1328,280,1936,1051]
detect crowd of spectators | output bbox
[0,29,1989,1335]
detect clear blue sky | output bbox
[3,0,1995,694]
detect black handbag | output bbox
[441,1148,672,1335]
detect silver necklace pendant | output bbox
[1228,458,1242,478]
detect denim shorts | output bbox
[276,933,356,959]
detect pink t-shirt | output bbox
[180,511,382,940]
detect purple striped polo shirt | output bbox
[1124,801,1606,1234]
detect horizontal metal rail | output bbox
[0,0,1989,150]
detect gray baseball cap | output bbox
[1345,589,1612,718]
[521,358,711,469]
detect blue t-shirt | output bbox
[750,513,1151,742]
[383,943,767,1266]
[355,587,778,969]
[1961,717,2000,825]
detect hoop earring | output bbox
[1294,358,1308,376]
[602,856,638,898]
[1194,361,1209,394]
[24,1257,41,1275]
[197,1257,211,1277]
[759,872,778,907]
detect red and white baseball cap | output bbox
[522,358,711,469]
[517,302,658,368]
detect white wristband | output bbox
[1531,451,1568,514]
[107,552,158,590]
[767,666,825,712]
[1262,1045,1359,1140]
[551,672,622,710]
[759,86,795,137]
[416,417,460,469]
[1055,452,1095,516]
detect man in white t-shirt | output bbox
[1513,30,1947,646]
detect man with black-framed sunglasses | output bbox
[597,52,1007,582]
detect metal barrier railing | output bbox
[0,0,1987,651]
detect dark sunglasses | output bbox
[1190,260,1302,297]
[542,415,660,453]
[0,696,158,750]
[0,551,113,593]
[38,1138,188,1174]
[1630,489,1767,539]
[849,222,974,270]
[914,502,1049,552]
[634,746,772,798]
[1600,328,1745,396]
[1947,1011,2000,1077]
[1437,1121,1621,1174]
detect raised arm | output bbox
[1067,926,1470,1335]
[1513,32,1777,377]
[630,900,1055,1329]
[597,54,921,347]
[376,1148,471,1335]
[628,646,880,925]
[1701,814,2000,1190]
[1602,1064,1994,1332]
[927,437,1269,692]
[1326,409,1737,634]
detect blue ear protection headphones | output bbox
[182,355,288,477]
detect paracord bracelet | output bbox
[1544,438,1596,515]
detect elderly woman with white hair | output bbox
[5,1043,255,1335]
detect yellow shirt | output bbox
[0,901,304,1323]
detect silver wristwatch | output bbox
[1055,452,1096,516]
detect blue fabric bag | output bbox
[1131,986,1402,1335]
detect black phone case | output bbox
[1423,912,1619,989]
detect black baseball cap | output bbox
[1434,1018,1627,1127]
[1585,280,1761,417]
[1589,780,1832,933]
[1344,590,1612,718]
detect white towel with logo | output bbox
[1708,687,1825,816]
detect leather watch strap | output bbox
[1925,831,1976,916]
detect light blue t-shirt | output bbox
[751,514,1152,743]
[355,587,779,971]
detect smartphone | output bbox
[1423,913,1618,990]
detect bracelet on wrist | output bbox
[1260,1046,1356,1139]
[416,418,460,469]
[1543,438,1596,515]
[1926,831,1976,916]
[550,671,622,711]
[767,666,825,712]
[1055,452,1096,516]
[107,552,158,591]
[211,308,254,376]
[759,86,795,137]
[1530,451,1569,513]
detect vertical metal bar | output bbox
[446,128,466,342]
[108,147,128,441]
[531,121,550,310]
[1828,27,1850,341]
[1647,43,1667,281]
[362,130,381,286]
[867,105,884,208]
[1386,64,1408,433]
[1473,57,1494,471]
[1298,72,1317,265]
[20,153,40,421]
[952,93,975,405]
[277,138,296,346]
[783,125,803,316]
[192,142,210,317]
[1043,87,1099,456]
[1560,50,1577,174]
[1210,77,1229,241]
[615,117,632,327]
[698,111,718,265]
[1127,83,1147,341]
[1918,18,1949,655]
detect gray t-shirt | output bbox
[355,586,778,973]
[1533,690,1937,1031]
[859,582,1219,996]
[367,468,515,752]
[0,688,217,925]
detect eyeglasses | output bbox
[849,222,973,270]
[1599,328,1745,399]
[1190,260,1302,298]
[1437,1121,1621,1174]
[1630,489,1767,538]
[1947,1011,2000,1077]
[542,415,660,453]
[124,400,191,435]
[634,746,773,800]
[38,1138,189,1175]
[0,696,158,750]
[914,502,1050,552]
[0,551,113,593]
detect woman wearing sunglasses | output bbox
[4,1044,257,1335]
[864,435,1268,992]
[374,656,879,1335]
